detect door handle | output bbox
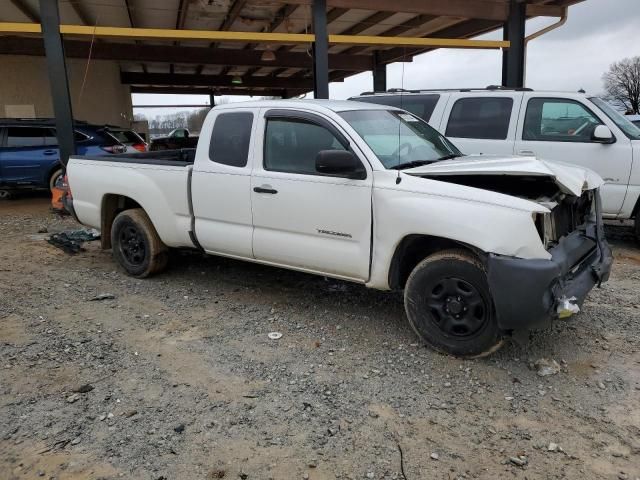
[517,150,535,156]
[43,150,57,156]
[253,186,278,194]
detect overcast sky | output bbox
[133,0,640,115]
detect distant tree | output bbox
[603,56,640,114]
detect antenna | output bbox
[396,47,407,185]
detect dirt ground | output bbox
[1,195,639,480]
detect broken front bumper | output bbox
[486,203,612,334]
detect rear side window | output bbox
[6,127,55,147]
[446,97,513,140]
[209,112,253,167]
[352,94,440,122]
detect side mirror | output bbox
[592,125,614,144]
[315,150,365,179]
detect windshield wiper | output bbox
[436,153,463,161]
[391,154,462,170]
[390,159,436,170]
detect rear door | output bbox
[251,109,372,281]
[0,126,59,187]
[191,109,257,258]
[514,94,633,215]
[439,92,522,155]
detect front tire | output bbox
[404,249,503,358]
[635,215,640,243]
[111,208,168,278]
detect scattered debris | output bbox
[47,229,100,254]
[89,293,116,301]
[66,393,80,403]
[430,452,439,460]
[267,332,283,340]
[509,456,528,467]
[547,442,560,452]
[73,384,94,393]
[37,226,48,234]
[534,358,561,377]
[557,296,580,318]
[174,423,185,434]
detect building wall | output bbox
[0,55,132,127]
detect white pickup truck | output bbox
[352,88,640,239]
[65,100,612,357]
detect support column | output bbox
[39,0,76,166]
[312,0,329,99]
[209,93,215,108]
[502,0,526,88]
[372,51,387,92]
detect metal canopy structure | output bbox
[2,0,584,99]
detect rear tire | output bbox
[49,168,63,192]
[111,208,168,278]
[404,249,504,358]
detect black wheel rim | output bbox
[119,225,146,265]
[425,276,488,337]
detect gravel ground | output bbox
[1,195,639,480]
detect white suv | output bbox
[351,88,640,240]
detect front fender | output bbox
[367,173,549,289]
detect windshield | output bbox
[589,97,640,140]
[339,109,462,169]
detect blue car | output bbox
[0,118,125,197]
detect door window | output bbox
[6,127,53,147]
[264,118,347,175]
[523,98,604,142]
[445,97,513,140]
[209,112,254,167]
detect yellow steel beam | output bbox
[0,22,509,49]
[330,34,508,49]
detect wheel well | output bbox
[633,195,640,220]
[388,235,483,290]
[101,194,142,249]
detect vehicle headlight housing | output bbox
[532,211,554,250]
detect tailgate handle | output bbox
[43,149,57,155]
[517,150,535,156]
[253,186,278,194]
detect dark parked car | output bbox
[150,128,199,151]
[0,118,125,198]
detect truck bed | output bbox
[67,150,196,249]
[76,148,195,166]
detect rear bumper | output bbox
[486,198,612,334]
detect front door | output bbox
[514,95,633,215]
[251,110,373,281]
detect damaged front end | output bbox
[486,190,612,339]
[403,155,612,339]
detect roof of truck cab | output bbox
[212,99,399,113]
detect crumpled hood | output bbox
[404,155,604,196]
